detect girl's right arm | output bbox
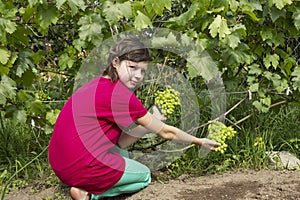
[136,112,220,151]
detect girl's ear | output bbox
[112,57,120,68]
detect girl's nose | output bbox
[134,69,143,79]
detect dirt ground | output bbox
[3,169,300,200]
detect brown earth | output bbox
[3,169,300,200]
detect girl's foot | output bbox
[70,187,89,200]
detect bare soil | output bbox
[4,169,300,200]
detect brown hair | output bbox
[102,37,151,82]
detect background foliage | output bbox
[0,0,299,197]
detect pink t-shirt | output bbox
[48,77,147,194]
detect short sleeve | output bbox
[111,81,147,128]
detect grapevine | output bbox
[154,86,181,118]
[207,120,237,154]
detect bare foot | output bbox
[70,187,89,200]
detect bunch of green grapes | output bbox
[207,120,237,154]
[154,86,181,118]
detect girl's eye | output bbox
[129,65,135,69]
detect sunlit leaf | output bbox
[68,0,86,15]
[269,0,293,10]
[134,11,152,30]
[0,48,9,64]
[78,13,104,45]
[103,1,132,24]
[187,50,218,81]
[0,18,17,34]
[292,8,300,30]
[209,15,231,39]
[145,0,172,16]
[46,109,61,125]
[263,53,280,69]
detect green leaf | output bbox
[15,50,34,77]
[14,110,27,124]
[249,83,259,92]
[58,53,75,70]
[151,32,180,49]
[103,1,132,25]
[168,2,200,26]
[145,0,172,16]
[68,0,86,15]
[209,15,231,39]
[0,47,9,64]
[37,5,59,31]
[187,50,219,81]
[248,63,262,75]
[229,0,239,12]
[78,13,104,45]
[56,0,67,9]
[0,18,17,34]
[134,11,152,30]
[223,33,241,49]
[291,66,300,91]
[270,7,286,22]
[292,8,300,30]
[0,75,16,104]
[26,100,44,114]
[263,53,280,69]
[269,0,293,10]
[46,109,61,125]
[28,0,46,7]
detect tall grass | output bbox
[0,111,55,198]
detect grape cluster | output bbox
[207,120,237,154]
[154,86,181,118]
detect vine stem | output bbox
[1,146,48,200]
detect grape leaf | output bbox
[68,0,86,15]
[14,110,27,124]
[58,53,75,70]
[145,0,172,16]
[56,0,66,9]
[151,32,179,49]
[248,64,262,75]
[78,13,104,45]
[0,75,16,103]
[270,7,286,22]
[270,0,292,10]
[134,11,152,30]
[168,2,200,26]
[15,50,34,77]
[292,8,300,30]
[223,33,241,49]
[229,0,239,12]
[263,53,279,69]
[46,109,61,125]
[103,1,132,25]
[187,50,219,81]
[209,15,231,39]
[0,48,9,64]
[37,5,59,31]
[0,18,17,34]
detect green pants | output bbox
[90,156,151,199]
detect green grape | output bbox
[154,86,181,118]
[207,120,237,154]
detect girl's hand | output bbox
[200,138,221,151]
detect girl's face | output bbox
[115,60,148,90]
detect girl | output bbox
[48,37,220,200]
